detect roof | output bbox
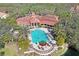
[70,5,79,13]
[16,16,30,25]
[0,12,8,16]
[16,12,59,26]
[76,5,79,12]
[39,15,59,25]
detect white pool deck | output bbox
[26,28,58,55]
[30,28,49,33]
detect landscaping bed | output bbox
[51,43,68,56]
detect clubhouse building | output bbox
[16,12,59,27]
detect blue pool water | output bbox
[31,29,48,44]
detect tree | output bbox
[1,33,12,43]
[56,35,65,46]
[54,5,79,52]
[0,51,5,56]
[0,41,5,49]
[56,31,66,46]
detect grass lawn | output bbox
[18,39,30,55]
[51,43,68,56]
[4,47,17,56]
[4,43,18,56]
[0,46,17,56]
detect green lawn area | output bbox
[0,46,17,56]
[4,43,18,56]
[4,47,17,56]
[18,39,30,54]
[51,43,68,56]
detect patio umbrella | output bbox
[39,41,47,46]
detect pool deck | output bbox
[30,28,49,33]
[27,28,58,55]
[24,44,58,56]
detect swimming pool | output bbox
[31,29,48,44]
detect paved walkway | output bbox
[24,43,68,56]
[30,44,58,55]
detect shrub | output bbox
[0,41,5,49]
[18,38,30,52]
[0,51,5,56]
[56,36,65,46]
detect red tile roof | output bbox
[0,12,8,16]
[16,16,30,25]
[39,15,59,25]
[16,13,59,26]
[70,5,79,13]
